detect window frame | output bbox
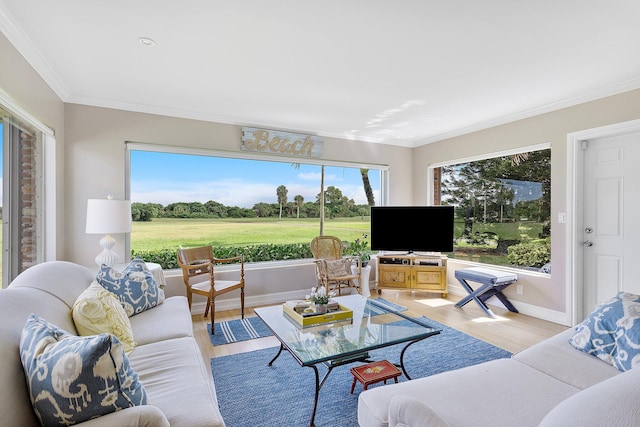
[427,142,552,271]
[124,141,390,262]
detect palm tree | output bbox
[510,152,529,165]
[294,195,304,219]
[276,185,288,219]
[360,168,375,207]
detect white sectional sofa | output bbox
[0,261,224,427]
[358,299,640,426]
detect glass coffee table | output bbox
[254,294,441,427]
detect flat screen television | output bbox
[370,206,454,254]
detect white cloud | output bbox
[297,172,321,181]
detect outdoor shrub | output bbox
[131,248,180,269]
[507,238,550,268]
[468,232,492,245]
[132,243,314,269]
[496,238,520,254]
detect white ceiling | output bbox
[1,1,640,148]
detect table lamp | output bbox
[86,197,132,267]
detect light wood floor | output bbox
[193,289,569,362]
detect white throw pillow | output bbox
[72,280,136,353]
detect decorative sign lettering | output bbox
[241,127,323,158]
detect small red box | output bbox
[350,360,402,393]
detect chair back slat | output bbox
[177,246,214,264]
[177,246,214,279]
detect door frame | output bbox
[566,118,640,325]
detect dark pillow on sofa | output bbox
[19,314,147,426]
[569,291,640,371]
[96,257,165,317]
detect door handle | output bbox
[583,241,593,247]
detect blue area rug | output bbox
[208,317,273,345]
[208,298,407,345]
[211,316,511,427]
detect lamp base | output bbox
[95,233,119,267]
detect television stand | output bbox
[377,254,448,297]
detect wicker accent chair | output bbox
[310,235,362,295]
[177,245,245,334]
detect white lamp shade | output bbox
[86,199,132,234]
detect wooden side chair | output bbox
[310,235,362,295]
[177,245,245,334]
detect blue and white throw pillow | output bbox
[569,291,640,371]
[96,257,165,317]
[19,314,147,426]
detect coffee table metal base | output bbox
[266,337,428,427]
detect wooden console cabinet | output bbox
[376,254,448,297]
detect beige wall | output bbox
[64,104,414,269]
[0,32,66,259]
[414,89,640,318]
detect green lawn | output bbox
[131,217,544,252]
[454,220,543,240]
[130,217,371,251]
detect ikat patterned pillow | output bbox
[96,257,165,317]
[19,314,147,426]
[569,291,640,371]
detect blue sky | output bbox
[130,150,380,208]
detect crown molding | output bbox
[0,1,69,101]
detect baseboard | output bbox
[447,283,569,325]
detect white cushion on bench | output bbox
[454,267,518,284]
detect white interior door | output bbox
[582,133,640,314]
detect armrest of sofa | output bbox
[78,405,169,427]
[539,368,640,427]
[388,396,450,427]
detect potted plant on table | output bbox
[349,233,371,267]
[347,233,374,297]
[306,286,335,313]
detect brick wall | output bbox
[19,131,37,271]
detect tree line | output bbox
[131,184,371,221]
